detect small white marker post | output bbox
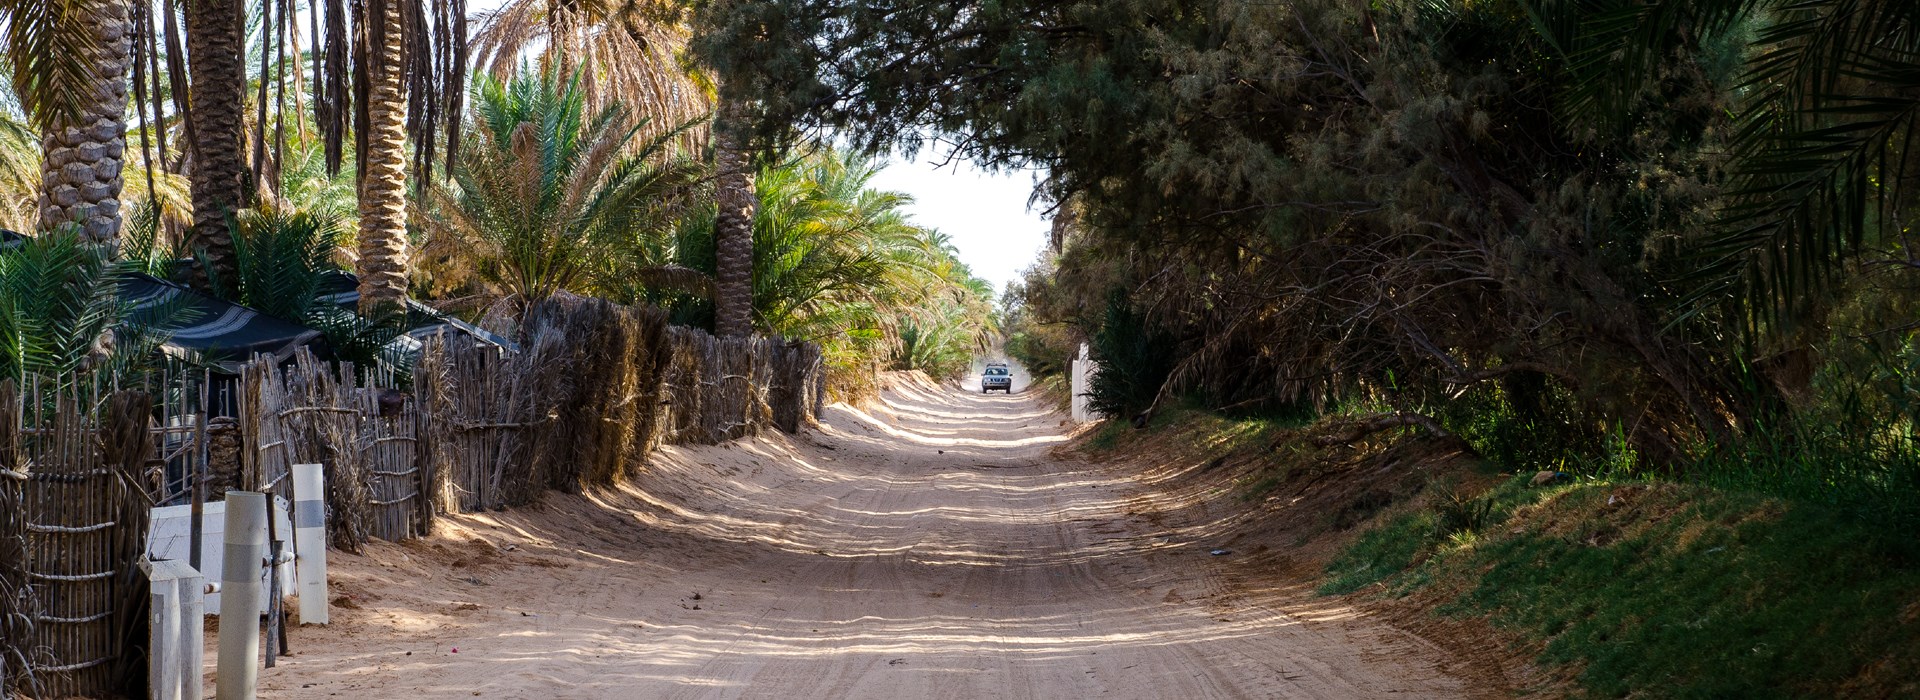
[292,463,329,625]
[216,491,267,700]
[141,555,204,700]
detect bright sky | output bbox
[866,156,1052,297]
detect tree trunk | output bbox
[712,107,754,337]
[38,0,133,246]
[356,0,411,310]
[185,0,248,286]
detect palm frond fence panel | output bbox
[0,379,157,699]
[420,297,825,511]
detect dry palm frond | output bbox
[310,0,467,181]
[470,0,709,152]
[632,263,712,298]
[0,111,38,232]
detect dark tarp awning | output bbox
[124,273,327,367]
[5,230,514,368]
[315,270,517,352]
[6,229,326,369]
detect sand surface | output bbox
[245,375,1476,699]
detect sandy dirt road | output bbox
[257,376,1475,699]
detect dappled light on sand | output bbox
[247,374,1469,699]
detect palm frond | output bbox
[0,0,99,130]
[1684,0,1920,330]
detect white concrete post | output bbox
[142,556,205,700]
[1071,343,1100,422]
[292,463,328,625]
[216,491,267,700]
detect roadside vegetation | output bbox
[1323,477,1920,698]
[1075,403,1920,697]
[694,0,1920,693]
[0,22,991,397]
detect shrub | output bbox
[1087,290,1177,418]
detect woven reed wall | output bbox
[242,351,426,551]
[0,380,154,698]
[423,299,823,511]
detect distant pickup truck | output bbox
[982,363,1013,393]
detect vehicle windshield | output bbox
[985,368,1008,376]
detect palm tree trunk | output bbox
[37,0,133,246]
[712,106,754,337]
[356,0,411,310]
[186,0,248,286]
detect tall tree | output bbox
[470,0,743,330]
[711,105,753,335]
[5,0,135,244]
[312,0,467,310]
[469,0,707,148]
[355,0,412,309]
[185,0,248,284]
[420,69,707,306]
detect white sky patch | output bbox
[866,156,1051,297]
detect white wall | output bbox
[148,498,295,613]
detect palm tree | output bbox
[469,0,707,148]
[712,108,753,336]
[420,70,705,306]
[0,111,43,231]
[185,0,248,285]
[2,0,134,244]
[355,0,412,310]
[0,229,174,381]
[469,0,752,332]
[731,150,976,343]
[306,0,466,311]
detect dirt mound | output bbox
[876,368,945,394]
[1069,412,1524,693]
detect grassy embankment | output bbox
[1085,406,1920,698]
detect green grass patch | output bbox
[1324,479,1920,697]
[1085,419,1131,451]
[1083,399,1298,459]
[1318,509,1435,595]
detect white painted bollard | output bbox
[292,463,328,625]
[1070,342,1100,423]
[216,491,267,700]
[142,556,204,700]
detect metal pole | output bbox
[216,491,267,700]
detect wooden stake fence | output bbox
[0,379,153,698]
[242,350,427,548]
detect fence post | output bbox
[216,491,266,700]
[142,556,204,700]
[291,464,328,625]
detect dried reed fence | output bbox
[0,298,822,698]
[0,379,158,699]
[420,297,823,511]
[248,296,822,526]
[241,350,426,550]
